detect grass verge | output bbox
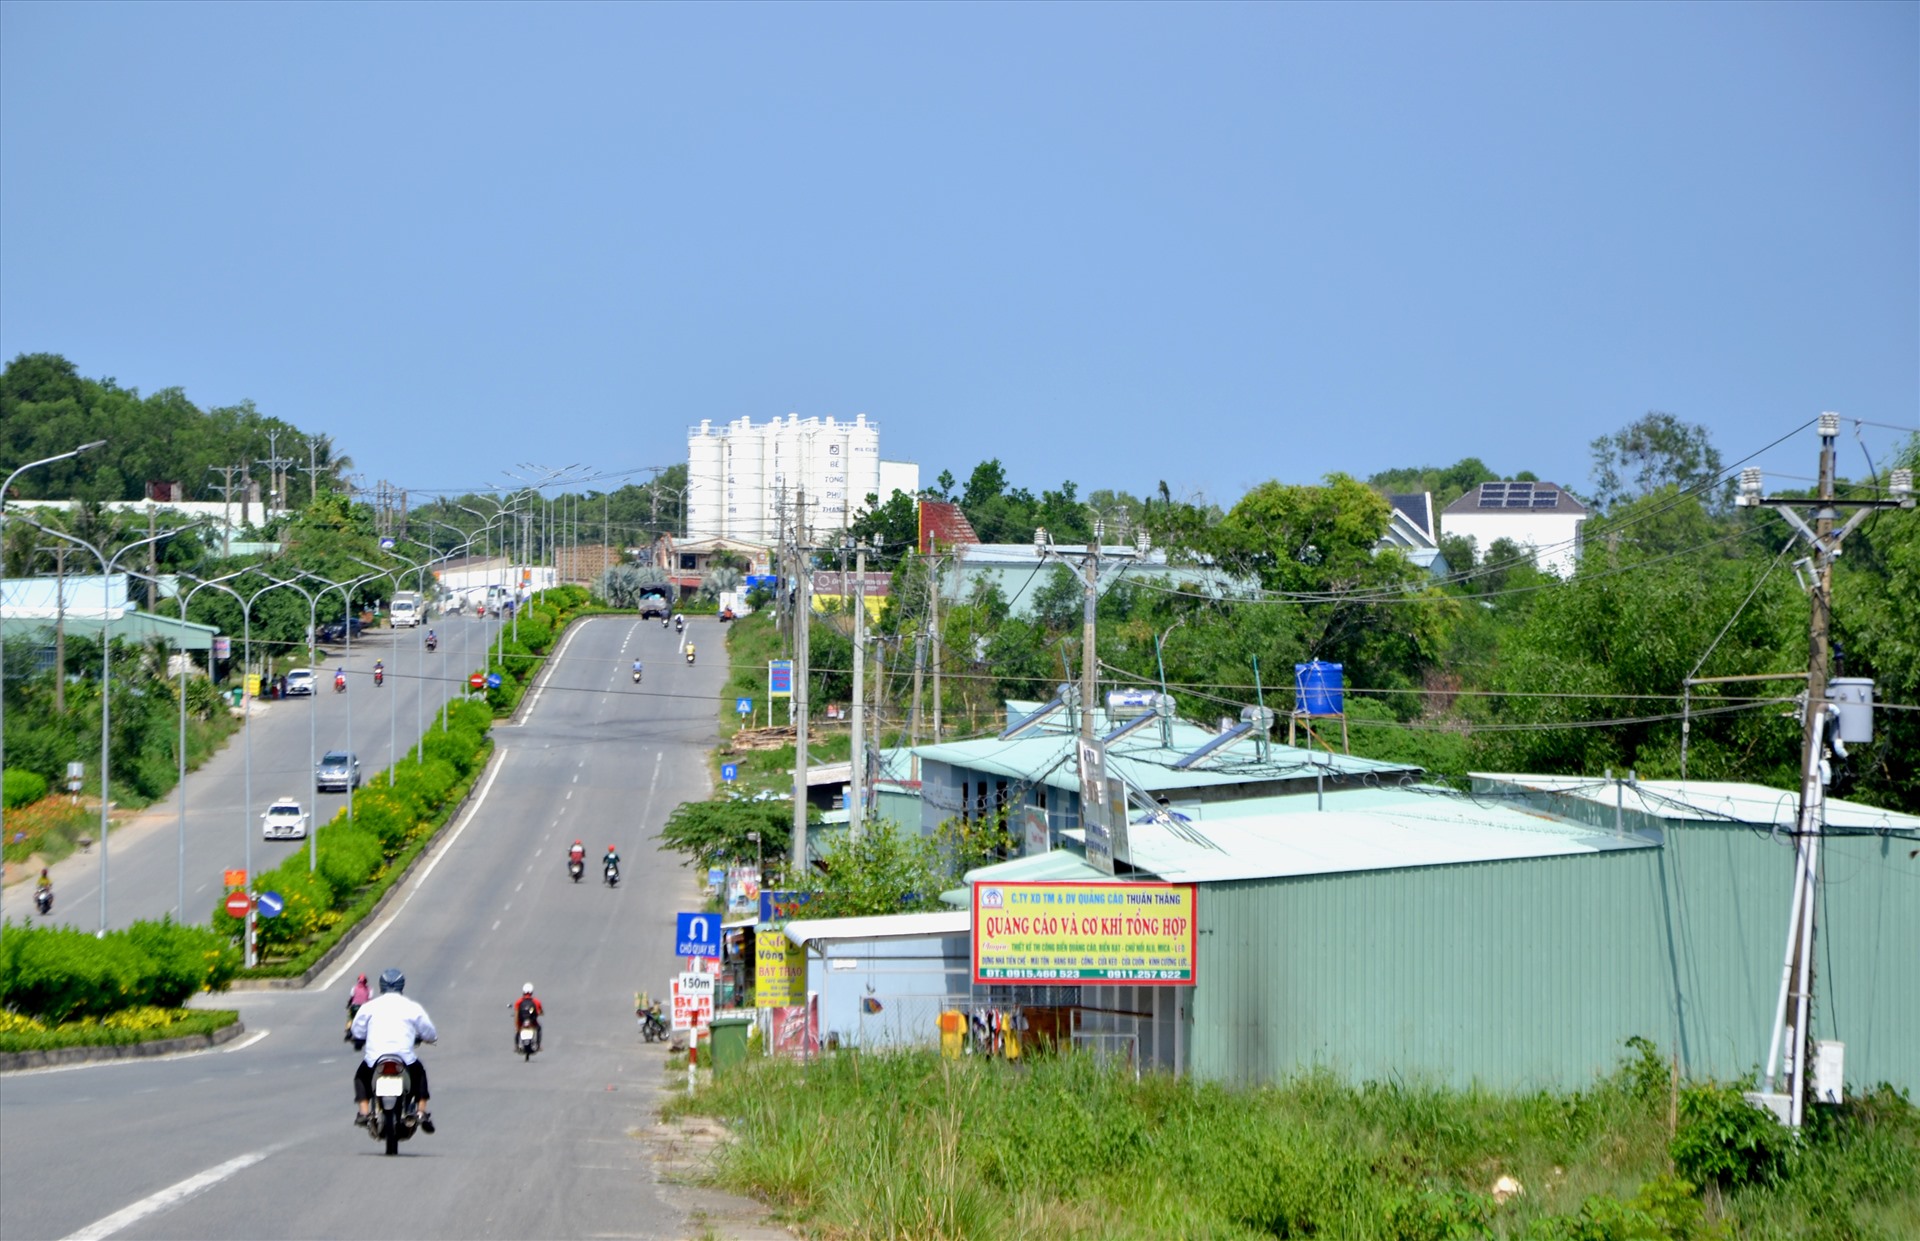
[669,1046,1920,1241]
[0,1006,240,1053]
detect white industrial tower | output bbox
[686,414,915,544]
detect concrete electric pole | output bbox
[1742,413,1914,1129]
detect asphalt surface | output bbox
[0,614,732,1240]
[4,614,503,931]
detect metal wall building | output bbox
[686,414,918,545]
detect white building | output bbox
[1440,481,1588,576]
[687,415,919,545]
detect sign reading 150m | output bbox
[971,881,1197,985]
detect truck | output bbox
[390,591,424,628]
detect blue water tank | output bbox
[1294,661,1344,715]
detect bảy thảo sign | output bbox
[972,881,1197,985]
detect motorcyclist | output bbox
[674,614,685,633]
[350,968,437,1133]
[512,982,544,1051]
[603,845,621,880]
[34,868,53,912]
[568,840,585,865]
[334,667,347,691]
[372,659,385,685]
[425,629,438,651]
[631,658,644,680]
[684,642,696,665]
[344,972,370,1041]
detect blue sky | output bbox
[2,2,1914,505]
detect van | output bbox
[391,591,424,628]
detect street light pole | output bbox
[0,439,107,833]
[15,518,180,934]
[174,570,248,918]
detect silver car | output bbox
[284,668,315,697]
[316,750,361,793]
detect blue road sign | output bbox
[705,867,725,894]
[676,912,721,958]
[735,697,753,716]
[379,537,396,550]
[721,763,739,783]
[485,672,503,688]
[256,891,285,919]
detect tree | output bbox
[1367,458,1507,509]
[1589,412,1728,512]
[848,488,920,566]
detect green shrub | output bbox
[3,768,49,808]
[0,918,238,1021]
[0,1007,238,1053]
[1671,1083,1791,1191]
[316,822,383,893]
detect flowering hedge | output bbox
[0,918,240,1023]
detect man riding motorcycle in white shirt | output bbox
[350,967,438,1133]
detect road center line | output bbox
[61,1144,289,1241]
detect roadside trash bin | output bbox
[709,1014,753,1075]
[228,687,245,708]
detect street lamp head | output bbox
[1033,526,1049,556]
[77,439,108,453]
[1736,468,1764,507]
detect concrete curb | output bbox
[227,743,498,992]
[0,1017,246,1073]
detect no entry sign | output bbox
[224,891,252,919]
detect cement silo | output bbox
[687,421,726,539]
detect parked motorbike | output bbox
[516,1018,540,1061]
[604,859,621,888]
[567,857,584,883]
[34,887,53,917]
[638,1003,668,1043]
[366,1055,423,1156]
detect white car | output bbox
[261,798,309,841]
[284,669,315,697]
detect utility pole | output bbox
[929,538,942,742]
[792,491,811,879]
[1080,535,1099,742]
[1742,414,1914,1129]
[298,436,329,504]
[207,464,243,558]
[849,538,867,840]
[261,429,293,515]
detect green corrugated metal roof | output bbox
[1472,773,1920,832]
[1127,793,1647,884]
[939,848,1115,906]
[913,717,1415,795]
[2,611,220,651]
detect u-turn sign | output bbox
[675,912,721,958]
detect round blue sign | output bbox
[485,672,503,688]
[256,890,285,919]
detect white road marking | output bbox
[519,619,589,717]
[60,1144,290,1240]
[515,881,523,892]
[572,773,579,783]
[566,790,573,800]
[222,1029,270,1053]
[5,1027,267,1077]
[316,748,511,989]
[491,919,501,931]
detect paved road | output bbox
[0,614,734,1240]
[3,614,507,930]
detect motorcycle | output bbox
[425,635,438,653]
[34,887,53,917]
[333,675,347,694]
[674,617,684,634]
[684,648,696,666]
[516,1018,540,1061]
[631,669,643,684]
[638,1003,668,1043]
[567,857,584,883]
[373,667,384,687]
[366,1055,423,1156]
[603,859,620,888]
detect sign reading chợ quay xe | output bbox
[972,881,1197,984]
